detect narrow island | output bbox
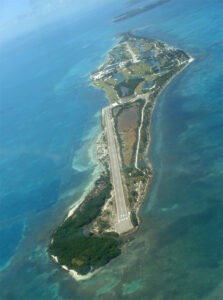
[48,33,193,280]
[113,0,171,23]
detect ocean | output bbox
[0,0,222,299]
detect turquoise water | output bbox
[0,0,222,299]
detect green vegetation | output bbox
[50,34,193,276]
[123,167,149,207]
[137,101,153,164]
[49,173,121,275]
[95,80,119,103]
[106,34,191,213]
[111,99,151,210]
[129,99,145,167]
[130,211,138,227]
[111,99,145,169]
[115,78,144,97]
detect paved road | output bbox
[104,107,133,234]
[125,42,139,63]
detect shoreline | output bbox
[66,56,194,279]
[133,55,194,224]
[50,132,108,280]
[67,126,105,219]
[51,255,97,281]
[49,34,194,280]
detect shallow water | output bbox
[142,81,153,89]
[0,0,222,299]
[113,72,125,83]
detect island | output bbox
[113,0,171,23]
[48,33,193,279]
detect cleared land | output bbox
[104,107,133,234]
[113,102,140,167]
[92,32,193,230]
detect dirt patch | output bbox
[117,104,139,166]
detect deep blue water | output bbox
[0,0,222,299]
